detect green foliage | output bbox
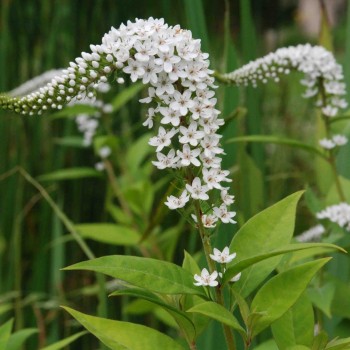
[63,307,185,350]
[64,255,207,296]
[229,191,304,297]
[250,258,330,336]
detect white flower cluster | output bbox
[316,203,350,231]
[0,18,236,227]
[222,44,347,118]
[194,247,241,287]
[319,134,348,150]
[296,224,326,242]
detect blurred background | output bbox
[1,0,350,349]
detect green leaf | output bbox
[226,135,327,160]
[64,255,206,297]
[40,331,87,350]
[111,82,144,112]
[223,243,344,285]
[0,319,13,350]
[271,294,314,349]
[312,331,329,350]
[63,307,185,350]
[187,301,246,335]
[251,258,330,337]
[111,288,196,341]
[37,167,102,181]
[286,346,311,350]
[326,337,350,350]
[254,339,279,350]
[182,251,201,276]
[125,133,153,175]
[54,136,85,148]
[6,328,37,350]
[307,283,335,318]
[75,223,140,246]
[229,191,304,297]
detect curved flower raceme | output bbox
[0,17,236,227]
[221,44,347,118]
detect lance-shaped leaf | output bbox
[0,319,13,350]
[111,288,196,341]
[223,243,344,285]
[250,258,330,337]
[64,255,206,297]
[40,331,87,350]
[75,223,140,246]
[6,328,38,350]
[63,307,185,350]
[226,135,327,160]
[271,294,314,349]
[229,191,304,297]
[187,301,246,335]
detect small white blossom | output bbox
[194,268,218,287]
[177,144,201,167]
[332,134,348,146]
[210,247,236,264]
[319,138,335,150]
[186,177,209,200]
[213,204,237,224]
[98,146,111,159]
[164,190,190,210]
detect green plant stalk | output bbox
[193,200,236,350]
[319,82,347,202]
[0,166,108,326]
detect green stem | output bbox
[319,81,347,202]
[193,200,236,350]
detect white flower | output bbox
[179,122,205,146]
[134,40,157,62]
[159,107,181,127]
[210,247,236,264]
[177,144,201,167]
[170,89,195,116]
[95,161,105,171]
[194,268,218,287]
[148,126,177,152]
[186,177,209,200]
[152,149,178,169]
[164,190,190,210]
[319,138,335,150]
[98,146,111,158]
[154,47,181,73]
[332,134,348,146]
[213,204,237,224]
[221,189,235,205]
[322,105,338,117]
[123,58,145,82]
